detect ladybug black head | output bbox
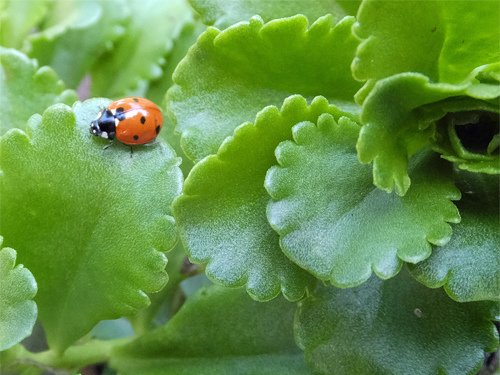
[90,119,101,136]
[90,109,116,140]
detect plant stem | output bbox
[8,337,132,372]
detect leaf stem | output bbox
[5,337,132,372]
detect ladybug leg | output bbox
[130,146,134,157]
[103,140,114,150]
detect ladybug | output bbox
[90,97,163,145]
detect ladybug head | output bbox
[90,119,102,136]
[90,110,116,140]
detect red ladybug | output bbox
[90,97,162,145]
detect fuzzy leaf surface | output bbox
[167,14,361,161]
[0,238,37,351]
[25,0,128,88]
[410,173,500,302]
[352,0,500,86]
[296,268,499,375]
[0,101,182,351]
[91,0,192,98]
[189,0,358,29]
[266,114,460,287]
[357,73,499,195]
[0,0,50,49]
[173,96,355,301]
[111,285,310,375]
[0,47,77,135]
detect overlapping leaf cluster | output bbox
[167,0,499,373]
[0,0,498,374]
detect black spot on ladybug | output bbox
[140,116,146,124]
[115,107,126,121]
[133,98,139,102]
[133,135,139,140]
[156,125,161,134]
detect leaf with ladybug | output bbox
[0,100,182,352]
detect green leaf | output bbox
[167,14,361,161]
[146,20,205,106]
[128,241,188,332]
[266,114,460,287]
[0,47,77,135]
[110,285,310,375]
[147,20,206,177]
[352,1,499,190]
[296,268,499,375]
[91,0,193,98]
[0,100,183,352]
[0,237,37,351]
[0,0,50,49]
[410,173,500,302]
[352,0,500,86]
[189,0,358,29]
[357,73,499,195]
[25,0,128,88]
[173,95,355,301]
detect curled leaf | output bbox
[352,0,499,194]
[357,73,499,195]
[432,102,500,174]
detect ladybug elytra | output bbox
[90,97,163,146]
